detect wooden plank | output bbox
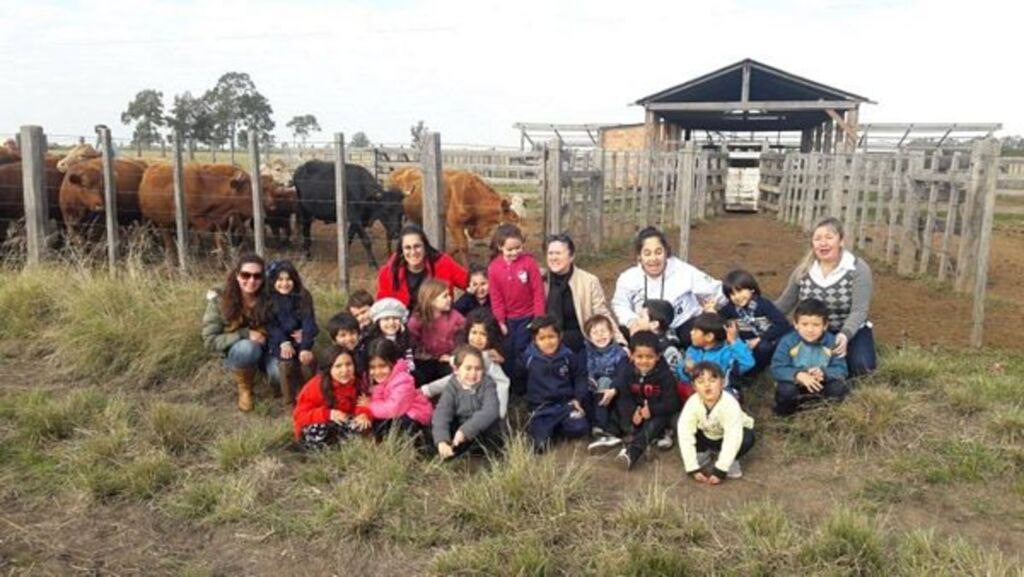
[248,131,266,258]
[885,153,902,263]
[647,100,859,112]
[97,125,118,272]
[955,141,985,292]
[594,149,605,252]
[829,153,845,219]
[19,125,47,265]
[658,152,670,229]
[677,143,695,261]
[918,151,941,275]
[640,148,653,227]
[171,131,188,272]
[845,154,861,250]
[871,158,886,256]
[421,132,445,249]
[971,138,1002,347]
[937,152,961,283]
[897,153,925,275]
[546,143,563,237]
[334,133,349,292]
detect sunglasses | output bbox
[238,271,263,281]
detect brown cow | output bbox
[257,174,298,247]
[56,144,102,173]
[0,156,67,244]
[399,169,522,263]
[58,158,147,243]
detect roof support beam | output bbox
[647,100,859,112]
[741,61,751,103]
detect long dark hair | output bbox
[268,259,314,318]
[489,223,525,259]
[457,308,504,351]
[390,224,442,291]
[222,252,267,327]
[319,345,360,409]
[634,226,672,258]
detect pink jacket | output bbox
[368,359,433,425]
[408,310,466,359]
[488,253,545,323]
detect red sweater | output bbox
[408,310,466,358]
[376,253,468,307]
[292,373,370,439]
[488,253,546,324]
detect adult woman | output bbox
[376,224,468,310]
[775,217,876,377]
[544,233,625,352]
[611,227,725,348]
[201,253,270,412]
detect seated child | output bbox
[408,279,466,384]
[347,289,375,332]
[326,312,367,376]
[292,346,372,449]
[365,338,433,439]
[519,315,589,452]
[266,260,319,405]
[608,331,681,470]
[638,299,683,376]
[454,264,491,316]
[421,308,510,419]
[367,298,415,370]
[682,312,755,399]
[770,298,849,416]
[432,345,505,459]
[678,361,756,483]
[718,270,790,373]
[583,314,629,449]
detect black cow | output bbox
[293,160,405,268]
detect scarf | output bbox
[546,265,574,328]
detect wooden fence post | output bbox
[937,152,961,283]
[19,125,47,266]
[918,151,941,275]
[829,153,845,220]
[640,148,653,227]
[248,131,265,258]
[421,132,445,249]
[956,141,985,292]
[897,152,925,275]
[97,125,118,272]
[334,132,349,293]
[885,153,903,263]
[171,131,188,273]
[546,143,563,237]
[677,142,695,261]
[594,149,605,253]
[971,138,1001,347]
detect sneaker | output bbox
[591,426,606,437]
[587,435,622,452]
[655,430,674,450]
[615,447,633,470]
[696,451,711,468]
[727,460,743,479]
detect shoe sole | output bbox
[588,440,623,453]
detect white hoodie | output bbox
[611,257,724,330]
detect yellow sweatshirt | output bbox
[677,392,754,475]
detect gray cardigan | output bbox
[775,255,873,339]
[431,374,500,445]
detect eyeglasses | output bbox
[238,271,263,281]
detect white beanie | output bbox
[370,297,409,324]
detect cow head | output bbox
[377,188,407,242]
[57,144,101,173]
[261,174,297,217]
[65,165,105,212]
[462,174,522,240]
[260,158,294,187]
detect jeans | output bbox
[774,377,848,416]
[224,339,269,373]
[842,325,877,378]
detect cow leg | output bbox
[300,212,314,257]
[348,222,378,269]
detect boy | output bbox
[639,299,683,375]
[347,289,375,332]
[770,298,849,416]
[454,264,491,316]
[326,312,367,375]
[608,331,681,470]
[583,315,629,450]
[678,361,756,483]
[718,269,790,373]
[519,315,589,452]
[681,312,755,399]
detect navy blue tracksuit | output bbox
[519,343,589,448]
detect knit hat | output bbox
[370,297,408,324]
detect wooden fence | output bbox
[759,138,1004,346]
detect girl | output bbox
[408,279,466,384]
[366,338,434,440]
[421,308,511,419]
[454,264,490,316]
[266,260,319,405]
[366,297,415,372]
[487,224,545,391]
[292,346,372,449]
[431,345,505,459]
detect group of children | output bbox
[258,223,852,485]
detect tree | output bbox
[204,72,275,160]
[350,132,371,148]
[166,91,215,145]
[286,114,322,146]
[236,91,275,148]
[410,120,428,148]
[121,89,165,149]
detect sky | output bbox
[1,0,1019,147]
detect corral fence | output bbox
[759,137,1013,347]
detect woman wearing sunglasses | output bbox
[201,252,271,412]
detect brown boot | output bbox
[234,368,256,412]
[278,359,301,406]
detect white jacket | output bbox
[678,392,754,474]
[611,257,724,329]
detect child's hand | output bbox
[291,329,303,343]
[639,402,651,421]
[632,408,644,426]
[569,399,585,419]
[598,389,617,407]
[439,354,452,364]
[725,321,739,344]
[299,350,315,366]
[329,409,349,423]
[796,372,823,393]
[705,474,722,486]
[249,331,267,345]
[693,471,709,484]
[499,323,508,336]
[684,359,695,374]
[280,342,295,359]
[488,348,505,364]
[808,367,825,382]
[356,395,371,407]
[747,337,761,350]
[701,297,718,313]
[353,413,372,431]
[453,430,467,447]
[437,442,454,459]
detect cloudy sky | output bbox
[1,0,1018,147]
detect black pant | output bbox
[373,415,429,445]
[694,428,756,460]
[612,400,673,460]
[774,377,848,416]
[412,358,451,386]
[441,421,506,459]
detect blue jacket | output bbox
[454,293,490,317]
[770,331,848,382]
[585,340,628,391]
[719,295,790,343]
[267,291,319,358]
[520,343,588,408]
[680,340,755,386]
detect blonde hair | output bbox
[414,278,450,323]
[795,217,846,278]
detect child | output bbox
[432,345,505,459]
[347,289,375,332]
[639,299,686,450]
[292,346,372,449]
[519,315,589,452]
[487,224,546,392]
[408,279,466,384]
[365,338,433,439]
[607,331,681,470]
[454,264,491,316]
[266,260,319,405]
[678,361,756,483]
[421,308,510,419]
[583,314,629,450]
[367,297,415,370]
[326,312,367,376]
[681,312,755,399]
[770,298,849,416]
[718,269,790,373]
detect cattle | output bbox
[58,158,148,242]
[260,158,294,187]
[394,168,522,264]
[292,160,405,268]
[0,148,19,166]
[0,156,67,245]
[56,144,102,173]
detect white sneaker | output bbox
[587,435,622,452]
[696,451,711,468]
[615,447,633,470]
[655,430,674,450]
[727,460,743,479]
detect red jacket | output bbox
[376,252,468,307]
[292,373,370,439]
[488,253,545,323]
